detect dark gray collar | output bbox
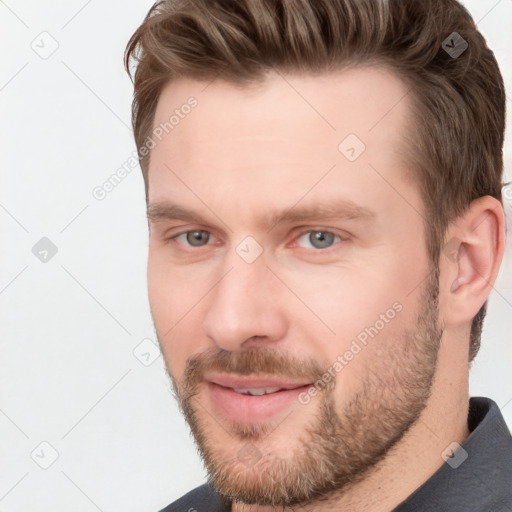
[394,396,512,511]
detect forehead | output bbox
[148,66,414,210]
[153,65,410,132]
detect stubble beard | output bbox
[164,267,442,507]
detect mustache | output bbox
[172,346,328,398]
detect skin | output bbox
[146,66,505,511]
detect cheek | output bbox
[288,270,419,401]
[147,281,191,380]
[147,253,171,326]
[147,252,212,374]
[282,265,406,334]
[281,259,422,369]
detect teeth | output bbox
[233,387,282,396]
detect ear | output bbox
[439,196,506,329]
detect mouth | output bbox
[230,386,290,396]
[203,374,314,423]
[204,373,313,391]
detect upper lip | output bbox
[204,373,312,390]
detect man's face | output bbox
[146,67,443,506]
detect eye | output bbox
[168,228,344,251]
[296,230,342,250]
[173,230,212,247]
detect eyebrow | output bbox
[147,198,376,231]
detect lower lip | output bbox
[206,382,311,423]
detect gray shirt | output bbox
[160,396,512,511]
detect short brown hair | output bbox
[125,0,506,363]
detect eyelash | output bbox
[166,228,346,251]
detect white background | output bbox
[1,1,511,511]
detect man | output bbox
[124,0,512,510]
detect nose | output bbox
[202,255,288,351]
